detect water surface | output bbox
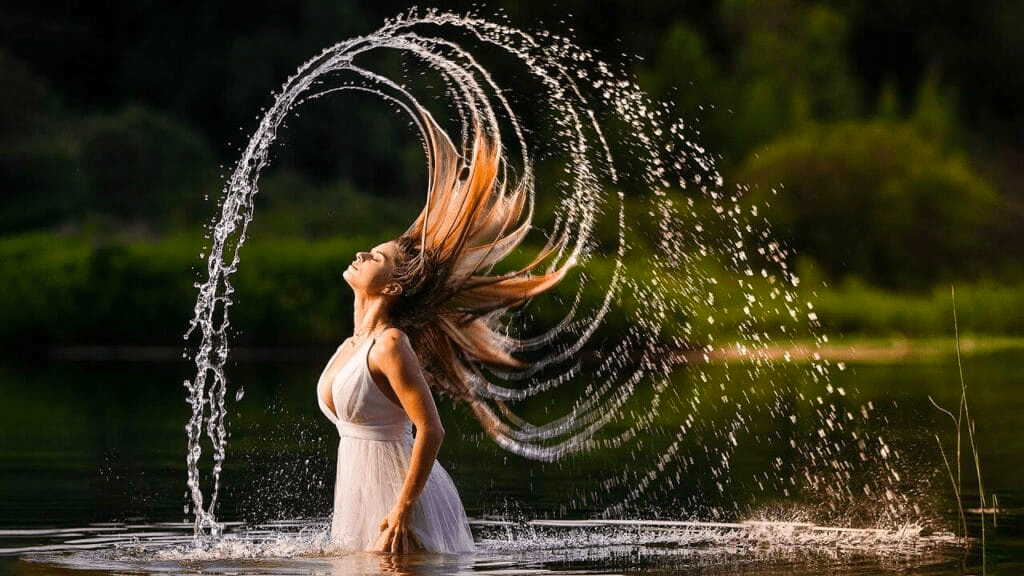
[1,348,1021,574]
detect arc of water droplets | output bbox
[185,9,918,538]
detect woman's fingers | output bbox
[375,519,423,555]
[379,525,395,553]
[409,530,423,551]
[390,526,401,553]
[395,524,414,554]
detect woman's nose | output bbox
[356,251,370,261]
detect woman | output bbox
[316,110,570,553]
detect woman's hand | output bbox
[373,505,424,554]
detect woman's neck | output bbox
[352,293,391,338]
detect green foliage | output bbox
[0,50,84,231]
[0,49,59,139]
[911,69,959,148]
[0,59,222,235]
[79,105,221,227]
[720,0,861,151]
[226,238,361,346]
[1,231,1022,357]
[0,234,199,348]
[0,234,345,348]
[811,276,1024,337]
[668,254,1024,339]
[738,120,999,287]
[641,0,862,164]
[637,22,722,117]
[874,78,902,122]
[0,139,83,231]
[0,232,637,351]
[2,0,1022,354]
[251,168,419,240]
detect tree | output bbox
[79,105,220,228]
[0,50,82,232]
[718,0,862,157]
[738,120,999,287]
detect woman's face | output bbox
[343,241,402,297]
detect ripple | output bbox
[7,518,962,575]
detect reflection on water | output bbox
[2,518,967,575]
[1,350,1023,574]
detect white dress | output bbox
[316,337,476,553]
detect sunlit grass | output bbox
[1,232,1023,350]
[710,335,1024,363]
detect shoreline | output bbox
[13,336,1023,364]
[695,336,1024,364]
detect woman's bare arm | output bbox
[368,327,445,552]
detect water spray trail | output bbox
[184,9,920,538]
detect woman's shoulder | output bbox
[367,327,426,388]
[376,326,410,346]
[370,327,414,362]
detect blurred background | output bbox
[1,0,1022,350]
[1,6,1024,567]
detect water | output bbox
[1,351,1021,573]
[0,520,967,574]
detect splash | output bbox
[8,519,963,574]
[184,8,919,539]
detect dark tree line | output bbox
[1,0,1022,288]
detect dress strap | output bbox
[362,336,405,410]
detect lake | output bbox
[1,345,1021,575]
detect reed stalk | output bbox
[927,286,992,573]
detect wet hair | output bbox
[389,107,569,445]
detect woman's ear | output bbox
[383,282,403,296]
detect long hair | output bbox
[390,106,570,448]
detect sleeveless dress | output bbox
[316,338,476,553]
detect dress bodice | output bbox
[317,338,411,441]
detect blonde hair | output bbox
[390,107,570,454]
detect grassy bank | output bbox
[1,233,1022,353]
[704,336,1024,364]
[0,233,367,349]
